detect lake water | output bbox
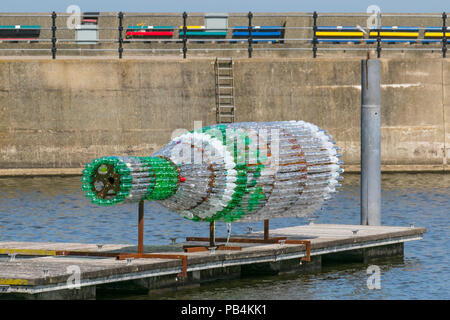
[0,173,448,299]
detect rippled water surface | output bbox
[0,173,448,299]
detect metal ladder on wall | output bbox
[215,57,235,124]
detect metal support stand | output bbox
[138,200,144,255]
[185,219,311,261]
[183,220,242,252]
[264,219,270,240]
[210,221,215,247]
[55,200,189,277]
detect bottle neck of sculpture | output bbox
[81,156,180,206]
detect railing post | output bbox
[183,11,187,59]
[248,11,253,58]
[443,12,447,58]
[51,11,57,59]
[118,12,123,59]
[312,11,318,58]
[376,30,381,58]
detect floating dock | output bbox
[0,224,425,299]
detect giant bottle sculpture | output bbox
[81,121,343,222]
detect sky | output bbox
[0,0,449,13]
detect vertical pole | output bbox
[209,221,215,247]
[183,12,187,59]
[248,11,253,58]
[51,11,57,59]
[312,11,317,58]
[376,30,381,58]
[264,219,269,240]
[118,12,123,59]
[361,59,381,226]
[375,10,381,58]
[138,200,144,255]
[443,12,447,58]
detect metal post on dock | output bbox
[264,219,270,240]
[209,221,215,247]
[361,58,381,226]
[138,200,144,254]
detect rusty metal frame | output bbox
[183,220,243,252]
[186,219,286,244]
[93,163,121,199]
[138,200,144,255]
[284,240,311,262]
[53,250,189,278]
[186,236,287,244]
[0,201,213,279]
[185,219,311,261]
[117,253,188,278]
[54,200,190,278]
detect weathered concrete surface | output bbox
[234,58,448,168]
[0,57,448,171]
[0,168,82,176]
[0,58,217,168]
[444,60,450,167]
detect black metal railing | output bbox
[0,11,447,59]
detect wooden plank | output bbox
[0,242,130,252]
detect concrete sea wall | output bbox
[0,57,448,172]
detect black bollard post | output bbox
[312,11,318,58]
[443,12,447,58]
[183,12,188,59]
[118,12,123,59]
[51,11,57,59]
[248,11,253,58]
